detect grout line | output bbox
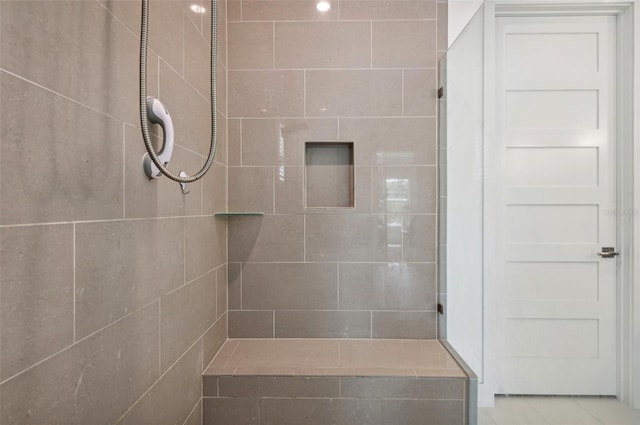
[214,267,219,320]
[401,69,405,116]
[0,69,132,126]
[239,119,243,166]
[201,164,205,215]
[336,263,340,310]
[194,261,438,264]
[0,298,160,386]
[0,215,436,230]
[158,298,162,375]
[226,18,438,23]
[115,325,205,425]
[182,13,186,77]
[122,123,126,219]
[229,67,436,72]
[369,311,373,338]
[224,308,439,313]
[226,115,438,120]
[200,0,204,35]
[182,399,201,425]
[72,223,77,342]
[370,21,373,68]
[401,214,405,261]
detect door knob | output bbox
[597,247,619,258]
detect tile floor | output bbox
[480,396,640,425]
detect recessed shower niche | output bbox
[305,142,355,208]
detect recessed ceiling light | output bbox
[190,4,206,14]
[316,1,331,12]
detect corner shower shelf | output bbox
[214,212,264,217]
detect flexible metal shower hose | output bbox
[139,0,217,183]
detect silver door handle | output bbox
[597,247,619,258]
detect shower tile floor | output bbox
[480,396,640,425]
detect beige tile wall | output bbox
[227,0,446,339]
[203,375,465,425]
[0,0,228,423]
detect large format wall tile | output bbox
[218,376,340,398]
[229,70,304,117]
[306,214,402,262]
[372,311,437,339]
[240,0,339,21]
[382,399,464,425]
[340,376,464,399]
[228,215,304,262]
[339,117,437,166]
[203,163,228,214]
[339,0,437,20]
[0,303,160,425]
[372,166,437,213]
[372,21,437,68]
[0,0,229,423]
[159,60,213,157]
[75,218,185,338]
[224,0,444,341]
[228,167,274,212]
[185,215,227,281]
[403,214,437,262]
[306,70,402,117]
[229,310,274,338]
[241,263,338,310]
[403,69,438,116]
[241,118,338,166]
[339,263,436,311]
[275,22,371,69]
[0,1,140,124]
[203,398,260,425]
[203,313,229,368]
[275,311,371,338]
[228,22,274,70]
[0,225,74,380]
[101,0,184,75]
[185,15,215,97]
[123,342,203,425]
[260,398,382,425]
[161,270,217,371]
[0,72,123,225]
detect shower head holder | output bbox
[143,97,175,179]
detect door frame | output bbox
[480,0,640,408]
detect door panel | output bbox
[496,16,617,395]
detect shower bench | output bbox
[202,338,472,425]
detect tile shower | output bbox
[0,0,463,424]
[0,1,228,423]
[226,0,448,340]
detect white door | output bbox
[495,15,618,395]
